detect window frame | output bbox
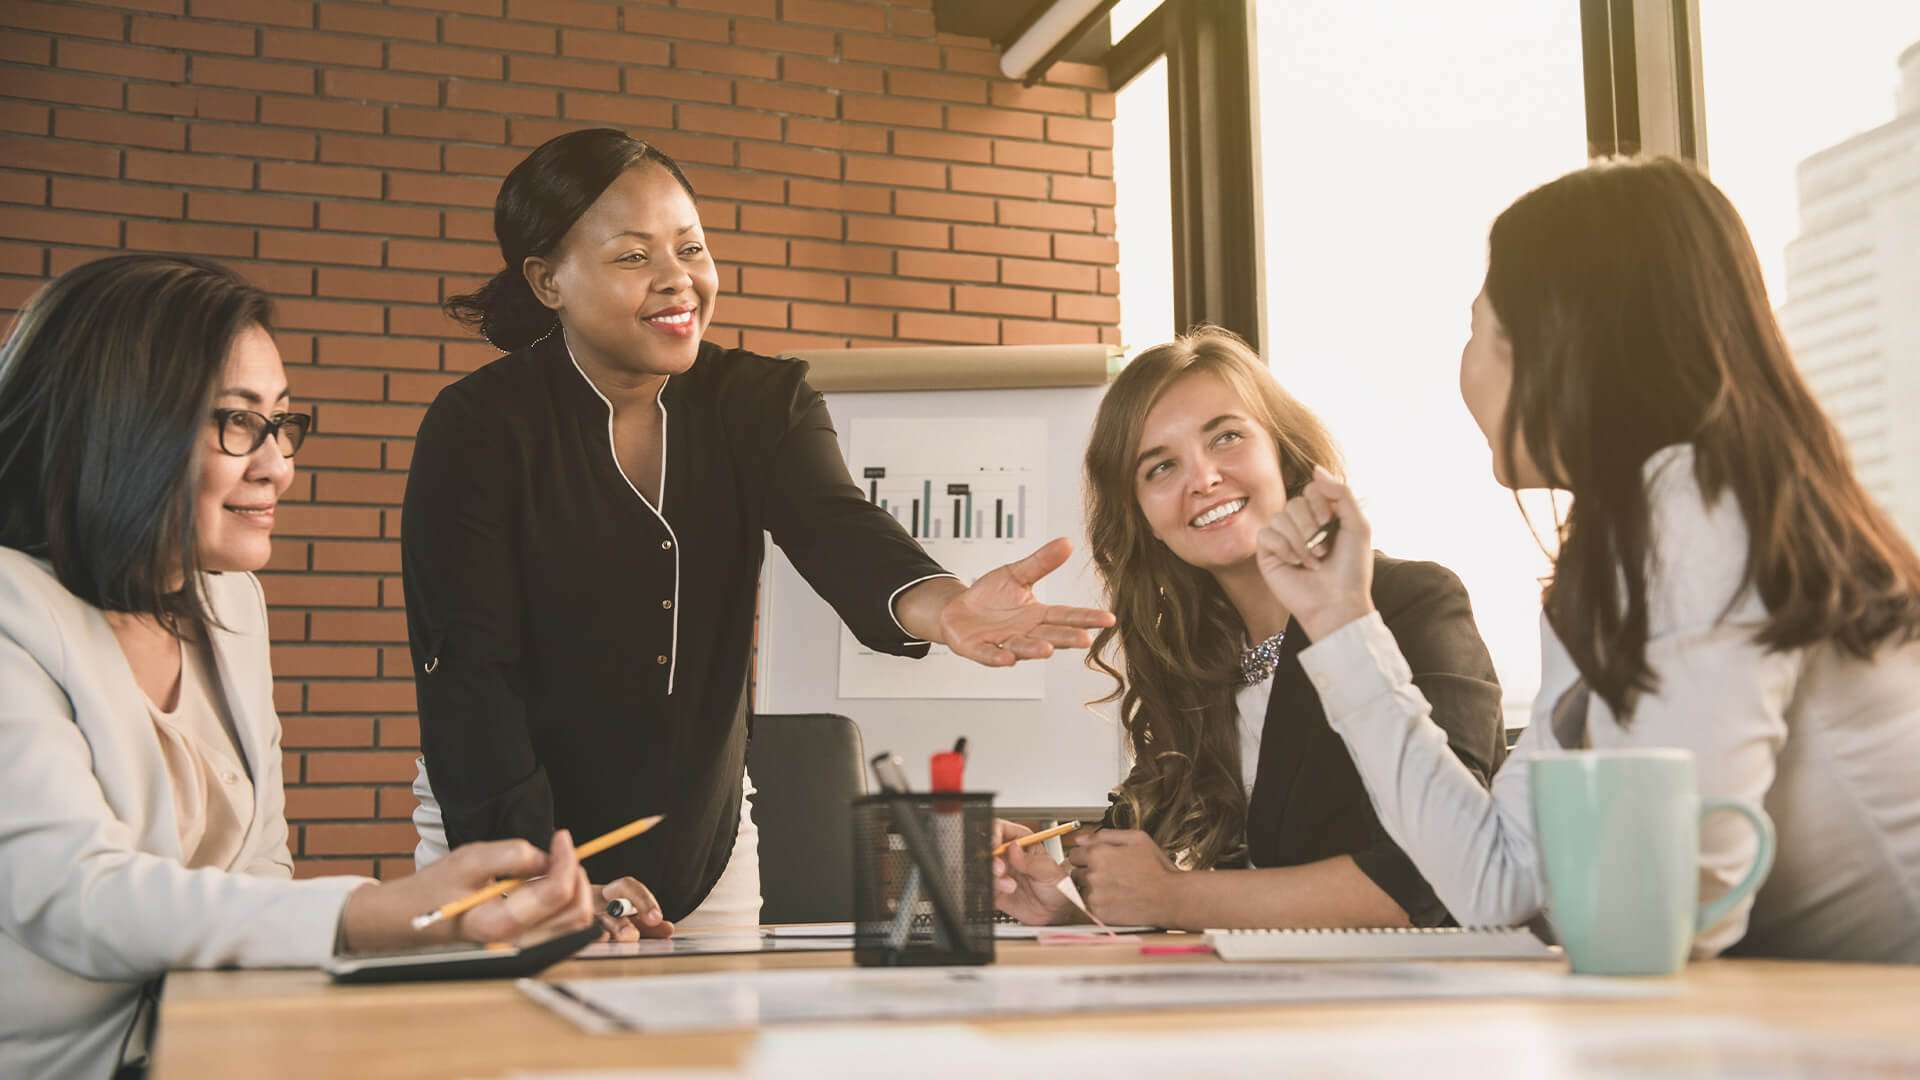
[1087,0,1708,354]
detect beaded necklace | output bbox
[1239,630,1286,686]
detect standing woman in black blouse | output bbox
[403,128,1112,938]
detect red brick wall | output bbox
[0,0,1119,878]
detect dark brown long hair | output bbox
[1487,156,1920,717]
[0,254,273,630]
[1084,327,1343,868]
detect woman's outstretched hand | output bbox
[1255,466,1378,641]
[932,537,1116,667]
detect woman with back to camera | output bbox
[1262,157,1920,961]
[0,255,595,1080]
[403,128,1114,939]
[992,328,1506,930]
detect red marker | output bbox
[931,736,967,792]
[930,752,965,792]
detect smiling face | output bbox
[193,323,294,573]
[525,163,717,380]
[1132,371,1290,574]
[1460,288,1550,489]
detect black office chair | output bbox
[745,712,867,925]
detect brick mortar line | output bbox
[26,9,1101,92]
[1,59,1105,113]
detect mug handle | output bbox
[1695,796,1777,932]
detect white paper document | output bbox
[576,929,849,960]
[502,1017,1920,1080]
[1207,926,1560,961]
[765,923,855,938]
[524,961,1664,1035]
[991,923,1156,940]
[763,922,1157,941]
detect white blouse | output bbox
[1234,677,1270,797]
[1232,676,1274,869]
[1298,444,1920,961]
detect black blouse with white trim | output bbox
[400,335,949,919]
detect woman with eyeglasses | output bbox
[0,255,597,1079]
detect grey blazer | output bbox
[0,548,365,1080]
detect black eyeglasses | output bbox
[211,409,313,458]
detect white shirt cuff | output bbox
[290,875,377,964]
[887,573,962,644]
[1297,611,1413,727]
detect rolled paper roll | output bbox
[785,344,1119,392]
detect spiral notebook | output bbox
[1206,926,1561,962]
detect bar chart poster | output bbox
[839,416,1047,699]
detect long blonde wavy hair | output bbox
[1085,327,1343,869]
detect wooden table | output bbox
[152,937,1920,1079]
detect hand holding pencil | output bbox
[989,818,1080,927]
[337,828,599,955]
[992,819,1080,857]
[411,814,665,931]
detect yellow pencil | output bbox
[991,820,1081,857]
[410,814,665,931]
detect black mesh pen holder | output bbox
[851,792,996,966]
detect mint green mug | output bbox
[1530,748,1774,975]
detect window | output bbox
[1251,2,1589,726]
[1699,2,1920,540]
[1112,54,1172,358]
[1109,0,1159,43]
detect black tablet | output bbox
[323,924,602,984]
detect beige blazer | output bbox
[0,548,367,1080]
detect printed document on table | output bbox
[501,1017,1920,1080]
[524,962,1664,1035]
[765,923,1156,940]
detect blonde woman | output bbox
[994,328,1505,930]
